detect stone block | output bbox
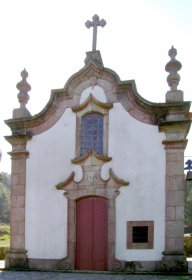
[68,241,75,262]
[12,173,26,187]
[11,235,25,249]
[5,249,28,269]
[11,208,25,222]
[176,206,184,220]
[96,188,107,197]
[18,221,25,235]
[108,208,115,223]
[108,223,115,242]
[160,254,187,272]
[68,207,75,224]
[83,171,99,185]
[28,258,58,270]
[11,185,17,196]
[108,239,115,256]
[165,237,176,252]
[166,190,184,207]
[16,185,26,196]
[13,107,31,119]
[84,156,92,166]
[166,207,175,220]
[125,261,158,272]
[166,153,175,162]
[68,224,75,242]
[165,237,183,253]
[16,196,25,208]
[167,175,184,190]
[68,200,74,209]
[175,237,184,252]
[166,221,184,238]
[12,159,26,173]
[166,90,183,103]
[108,198,115,209]
[10,221,18,235]
[11,196,17,208]
[84,165,101,172]
[166,162,184,176]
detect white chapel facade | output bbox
[5,15,191,272]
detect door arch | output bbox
[76,196,108,270]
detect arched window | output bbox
[81,113,104,156]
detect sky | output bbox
[0,0,191,173]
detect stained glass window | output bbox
[81,113,104,156]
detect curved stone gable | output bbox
[5,51,191,137]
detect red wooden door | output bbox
[76,196,108,270]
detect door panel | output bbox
[76,196,108,270]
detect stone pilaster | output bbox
[160,46,191,272]
[161,139,188,271]
[5,135,31,269]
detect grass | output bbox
[0,223,10,247]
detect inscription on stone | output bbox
[85,172,98,185]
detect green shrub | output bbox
[184,234,192,257]
[0,224,10,247]
[0,246,8,260]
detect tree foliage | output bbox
[0,172,10,223]
[1,172,11,189]
[185,180,192,226]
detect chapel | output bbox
[5,15,191,272]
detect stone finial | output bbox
[16,69,31,108]
[13,69,31,118]
[165,46,183,102]
[165,46,182,91]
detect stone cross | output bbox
[85,15,106,51]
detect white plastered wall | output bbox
[25,87,166,261]
[25,108,81,259]
[102,103,166,261]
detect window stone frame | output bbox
[127,221,154,249]
[72,94,112,158]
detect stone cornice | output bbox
[117,81,191,124]
[186,112,192,120]
[159,120,191,137]
[4,89,72,134]
[5,134,32,145]
[162,139,188,149]
[8,151,29,159]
